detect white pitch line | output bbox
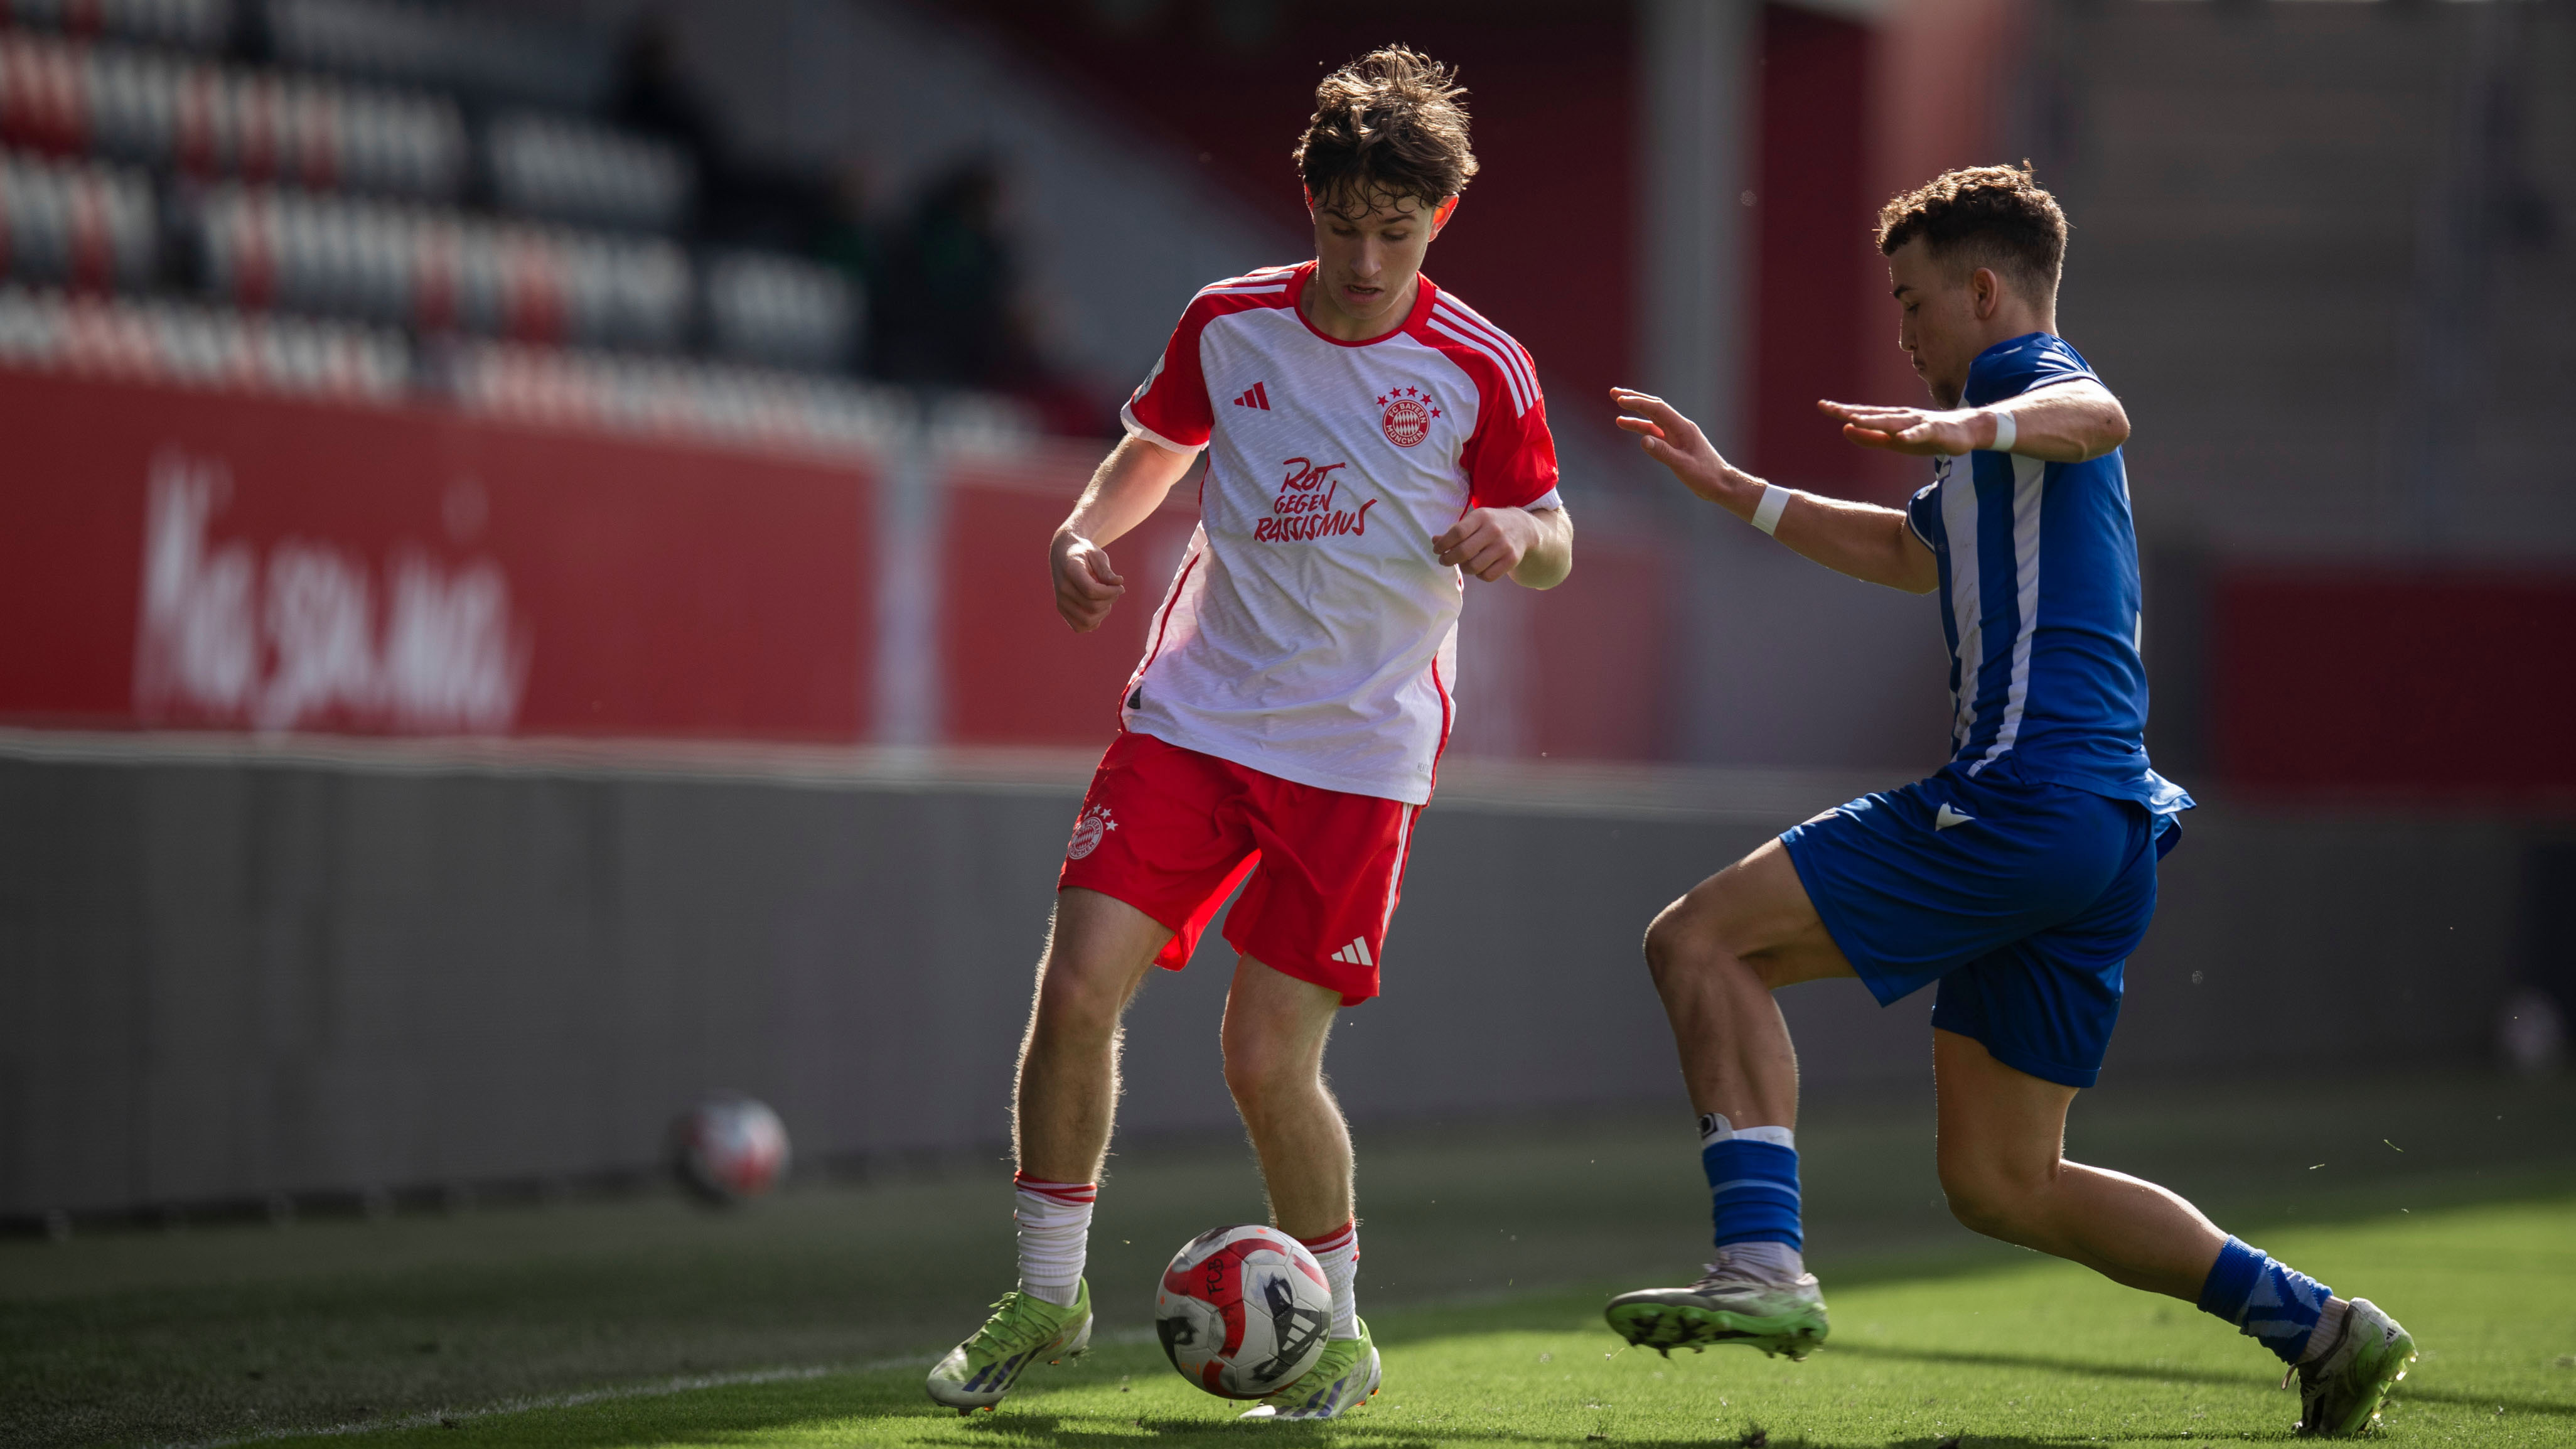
[164,1332,1161,1448]
[167,1362,865,1448]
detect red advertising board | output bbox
[0,372,874,741]
[2213,567,2576,799]
[938,450,1203,748]
[0,370,1678,763]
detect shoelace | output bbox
[973,1293,1065,1355]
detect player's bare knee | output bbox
[1644,893,1727,977]
[1938,1157,2048,1241]
[1219,1042,1311,1119]
[1034,950,1136,1037]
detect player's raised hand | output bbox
[1051,532,1126,633]
[1818,399,1982,456]
[1611,388,1742,506]
[1432,507,1537,583]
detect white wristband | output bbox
[1750,482,1791,536]
[1987,411,2016,454]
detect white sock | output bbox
[1013,1173,1095,1307]
[1715,1239,1807,1285]
[1699,1112,1796,1150]
[2299,1296,2351,1364]
[1299,1220,1360,1340]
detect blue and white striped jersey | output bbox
[1904,333,2192,816]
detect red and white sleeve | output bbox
[1429,295,1563,511]
[1120,302,1217,454]
[1462,384,1562,512]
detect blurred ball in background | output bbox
[2498,988,2568,1080]
[668,1095,792,1205]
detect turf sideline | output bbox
[165,1329,1165,1448]
[165,1364,852,1449]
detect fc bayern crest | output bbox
[1067,804,1115,860]
[1378,385,1437,448]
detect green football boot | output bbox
[1605,1266,1830,1360]
[2292,1298,2415,1437]
[1240,1318,1380,1420]
[924,1279,1093,1414]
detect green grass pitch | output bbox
[7,1072,2572,1446]
[205,1197,2576,1446]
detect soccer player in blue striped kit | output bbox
[1603,165,2414,1437]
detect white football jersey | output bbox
[1117,261,1562,804]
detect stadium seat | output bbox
[0,29,465,197]
[0,150,155,291]
[486,110,692,234]
[264,0,610,110]
[704,250,861,372]
[0,0,231,52]
[191,181,689,348]
[0,282,408,397]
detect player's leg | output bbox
[1606,839,1846,1356]
[1014,888,1174,1187]
[1643,837,1857,1128]
[1931,1025,2222,1294]
[1218,954,1351,1240]
[1932,1026,2415,1435]
[1941,1026,2421,1436]
[1931,799,2418,1445]
[1211,781,1407,1420]
[930,733,1255,1413]
[1220,953,1380,1420]
[926,888,1168,1412]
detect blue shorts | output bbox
[1779,761,2178,1089]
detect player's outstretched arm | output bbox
[1816,378,2129,463]
[1612,388,1936,595]
[1432,505,1572,588]
[1051,433,1198,633]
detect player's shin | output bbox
[1703,1114,1805,1281]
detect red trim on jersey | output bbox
[1407,294,1560,511]
[1126,550,1201,708]
[1289,261,1440,349]
[1427,655,1454,794]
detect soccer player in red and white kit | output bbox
[926,46,1572,1420]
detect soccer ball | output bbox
[668,1095,790,1205]
[1154,1224,1332,1399]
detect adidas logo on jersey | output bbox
[1331,938,1375,967]
[1232,381,1272,411]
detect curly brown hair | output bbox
[1295,45,1477,220]
[1876,162,2068,295]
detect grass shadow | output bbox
[1831,1342,2576,1418]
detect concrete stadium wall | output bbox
[0,735,2548,1220]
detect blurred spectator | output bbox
[874,159,1022,390]
[817,157,889,322]
[608,13,721,175]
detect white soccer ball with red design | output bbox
[669,1095,791,1204]
[1154,1224,1332,1398]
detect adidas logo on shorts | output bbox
[1331,938,1374,967]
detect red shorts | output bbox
[1056,731,1421,1005]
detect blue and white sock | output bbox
[2198,1235,2336,1366]
[1700,1113,1803,1283]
